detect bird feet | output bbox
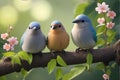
[75,48,86,53]
[75,48,93,53]
[50,50,66,57]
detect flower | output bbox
[102,74,109,80]
[7,37,19,46]
[95,2,109,14]
[1,33,9,40]
[3,43,11,51]
[107,11,116,19]
[106,22,115,29]
[10,45,15,51]
[97,17,105,24]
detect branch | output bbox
[0,40,120,76]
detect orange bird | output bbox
[47,20,69,53]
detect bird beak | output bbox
[33,27,37,30]
[33,27,40,31]
[51,26,56,29]
[72,19,80,23]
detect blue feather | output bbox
[20,32,26,48]
[89,26,97,42]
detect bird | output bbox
[47,20,69,54]
[71,14,97,53]
[20,21,46,54]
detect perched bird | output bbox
[20,22,46,54]
[71,14,97,52]
[47,20,69,53]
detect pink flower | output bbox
[102,74,109,80]
[95,2,109,14]
[1,33,9,40]
[10,45,15,51]
[7,37,19,46]
[107,11,116,19]
[97,17,105,24]
[106,22,115,29]
[3,43,11,51]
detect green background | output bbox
[0,0,119,80]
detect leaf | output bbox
[47,59,56,74]
[11,55,21,65]
[87,53,93,65]
[96,24,105,27]
[97,26,105,35]
[17,51,33,64]
[111,62,116,68]
[96,38,105,47]
[107,30,116,44]
[57,56,67,67]
[55,68,63,80]
[21,68,32,80]
[86,53,93,70]
[3,52,15,57]
[106,68,111,75]
[74,3,89,17]
[27,54,33,64]
[96,62,105,70]
[97,32,104,36]
[62,65,86,80]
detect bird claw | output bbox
[75,48,85,53]
[75,48,93,53]
[50,51,56,57]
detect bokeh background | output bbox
[0,0,119,80]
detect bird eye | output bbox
[81,20,85,22]
[59,25,61,28]
[29,27,31,29]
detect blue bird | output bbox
[20,21,46,54]
[71,14,97,52]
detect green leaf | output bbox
[55,68,63,80]
[106,68,111,75]
[87,53,93,65]
[86,53,93,70]
[12,55,21,65]
[96,62,105,70]
[21,68,32,80]
[96,24,105,28]
[96,38,105,47]
[63,65,86,80]
[17,51,33,64]
[3,52,15,57]
[97,26,105,36]
[74,3,89,17]
[107,30,116,44]
[47,59,56,74]
[27,54,33,64]
[57,56,67,67]
[111,62,116,68]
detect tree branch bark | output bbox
[0,40,120,76]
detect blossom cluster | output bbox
[103,74,109,80]
[1,26,18,51]
[95,2,116,29]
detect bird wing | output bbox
[89,26,97,42]
[20,32,26,48]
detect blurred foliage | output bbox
[0,0,119,80]
[74,0,120,41]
